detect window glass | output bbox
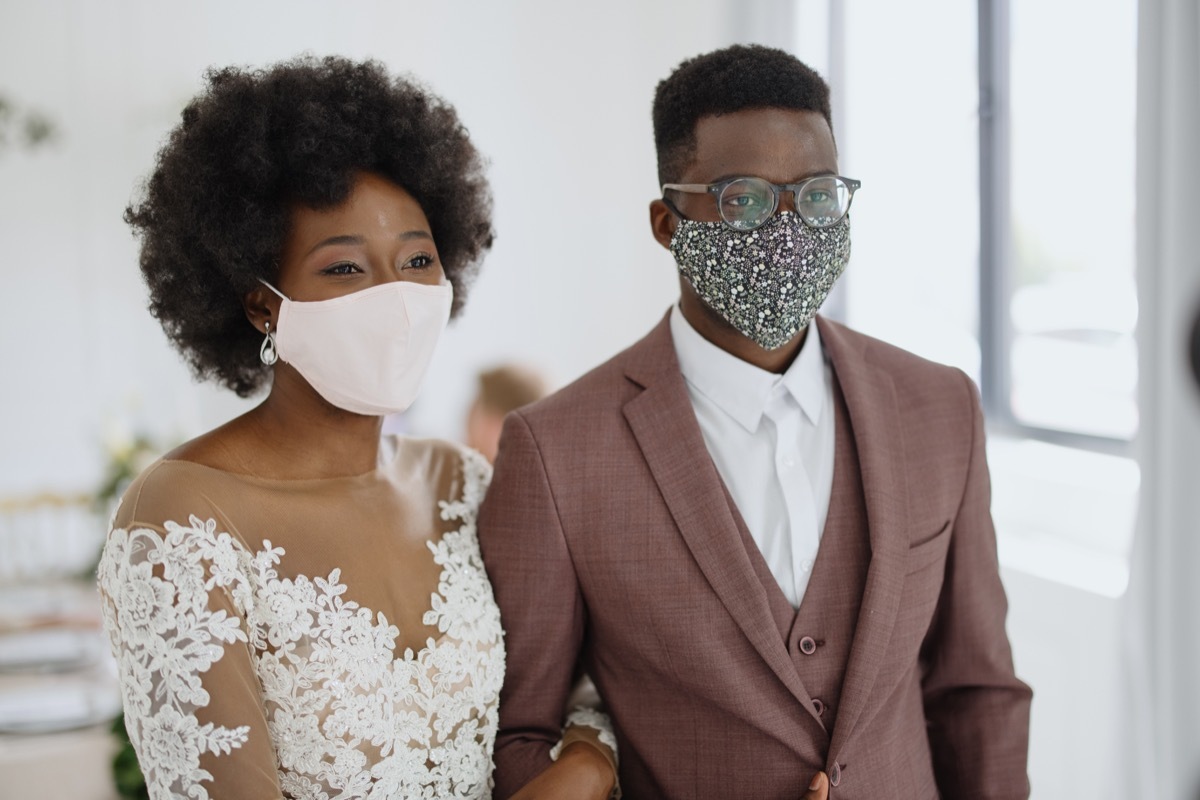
[1008,0,1138,439]
[839,2,981,382]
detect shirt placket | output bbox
[765,386,820,605]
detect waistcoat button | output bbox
[799,636,817,655]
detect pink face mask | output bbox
[260,279,453,416]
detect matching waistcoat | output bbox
[724,376,871,737]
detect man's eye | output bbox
[726,194,760,208]
[803,190,832,204]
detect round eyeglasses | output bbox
[661,175,861,231]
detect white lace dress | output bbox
[98,438,611,800]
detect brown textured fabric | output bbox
[479,313,1032,800]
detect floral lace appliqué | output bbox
[98,449,505,800]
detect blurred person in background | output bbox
[480,44,1030,799]
[96,56,616,800]
[465,365,549,463]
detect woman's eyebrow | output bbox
[305,234,365,256]
[306,230,432,257]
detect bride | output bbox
[97,56,616,800]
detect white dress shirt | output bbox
[669,306,836,608]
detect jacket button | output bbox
[830,762,842,787]
[799,636,817,655]
[812,698,825,716]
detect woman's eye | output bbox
[322,262,361,276]
[404,253,436,270]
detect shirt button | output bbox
[782,455,796,468]
[830,762,842,786]
[801,559,813,573]
[812,698,825,716]
[799,636,817,655]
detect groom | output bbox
[479,44,1031,799]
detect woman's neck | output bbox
[236,366,386,480]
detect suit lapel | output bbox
[817,317,911,759]
[622,317,814,710]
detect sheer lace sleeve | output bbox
[548,675,619,797]
[98,515,283,800]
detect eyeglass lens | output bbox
[718,176,853,230]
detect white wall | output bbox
[0,0,740,494]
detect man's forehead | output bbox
[686,108,837,182]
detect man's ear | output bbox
[243,284,280,335]
[649,199,678,251]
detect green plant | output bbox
[0,92,57,154]
[110,714,149,800]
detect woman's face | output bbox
[274,172,444,302]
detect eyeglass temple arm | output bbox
[660,183,716,194]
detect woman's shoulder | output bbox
[115,417,297,532]
[110,456,237,533]
[99,458,259,610]
[386,435,491,507]
[385,433,485,472]
[110,420,239,527]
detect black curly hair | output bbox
[652,44,833,186]
[126,56,495,397]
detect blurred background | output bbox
[0,0,1197,797]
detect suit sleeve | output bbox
[477,410,589,799]
[921,372,1033,799]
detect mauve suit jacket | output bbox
[478,314,1032,799]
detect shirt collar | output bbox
[669,305,827,434]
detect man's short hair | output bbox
[652,44,833,185]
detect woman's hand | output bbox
[802,771,829,800]
[509,742,616,800]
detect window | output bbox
[830,1,1136,451]
[828,0,1139,594]
[980,0,1139,451]
[835,1,983,384]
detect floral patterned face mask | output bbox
[669,211,851,350]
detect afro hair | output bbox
[125,55,494,397]
[652,44,833,185]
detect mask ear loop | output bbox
[257,280,286,366]
[258,279,289,300]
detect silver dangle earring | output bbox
[259,321,278,366]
